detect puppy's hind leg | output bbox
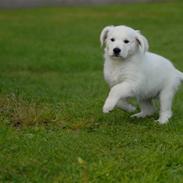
[157,88,175,124]
[131,99,155,118]
[116,98,136,112]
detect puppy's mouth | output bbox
[111,54,122,59]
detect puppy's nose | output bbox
[113,48,121,55]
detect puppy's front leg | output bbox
[103,82,133,113]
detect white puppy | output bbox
[100,25,183,124]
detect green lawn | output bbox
[0,1,183,182]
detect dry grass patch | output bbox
[0,94,63,127]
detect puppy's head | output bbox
[100,25,149,60]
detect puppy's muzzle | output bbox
[113,48,121,56]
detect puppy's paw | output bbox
[103,98,116,113]
[103,104,114,113]
[156,118,169,124]
[130,112,146,118]
[103,103,114,113]
[157,111,172,124]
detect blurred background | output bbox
[0,0,169,8]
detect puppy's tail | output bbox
[177,70,183,82]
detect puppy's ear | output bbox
[100,26,114,47]
[136,31,149,53]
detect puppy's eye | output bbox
[124,39,129,44]
[111,38,115,42]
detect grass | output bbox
[0,1,183,182]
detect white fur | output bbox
[100,25,183,124]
